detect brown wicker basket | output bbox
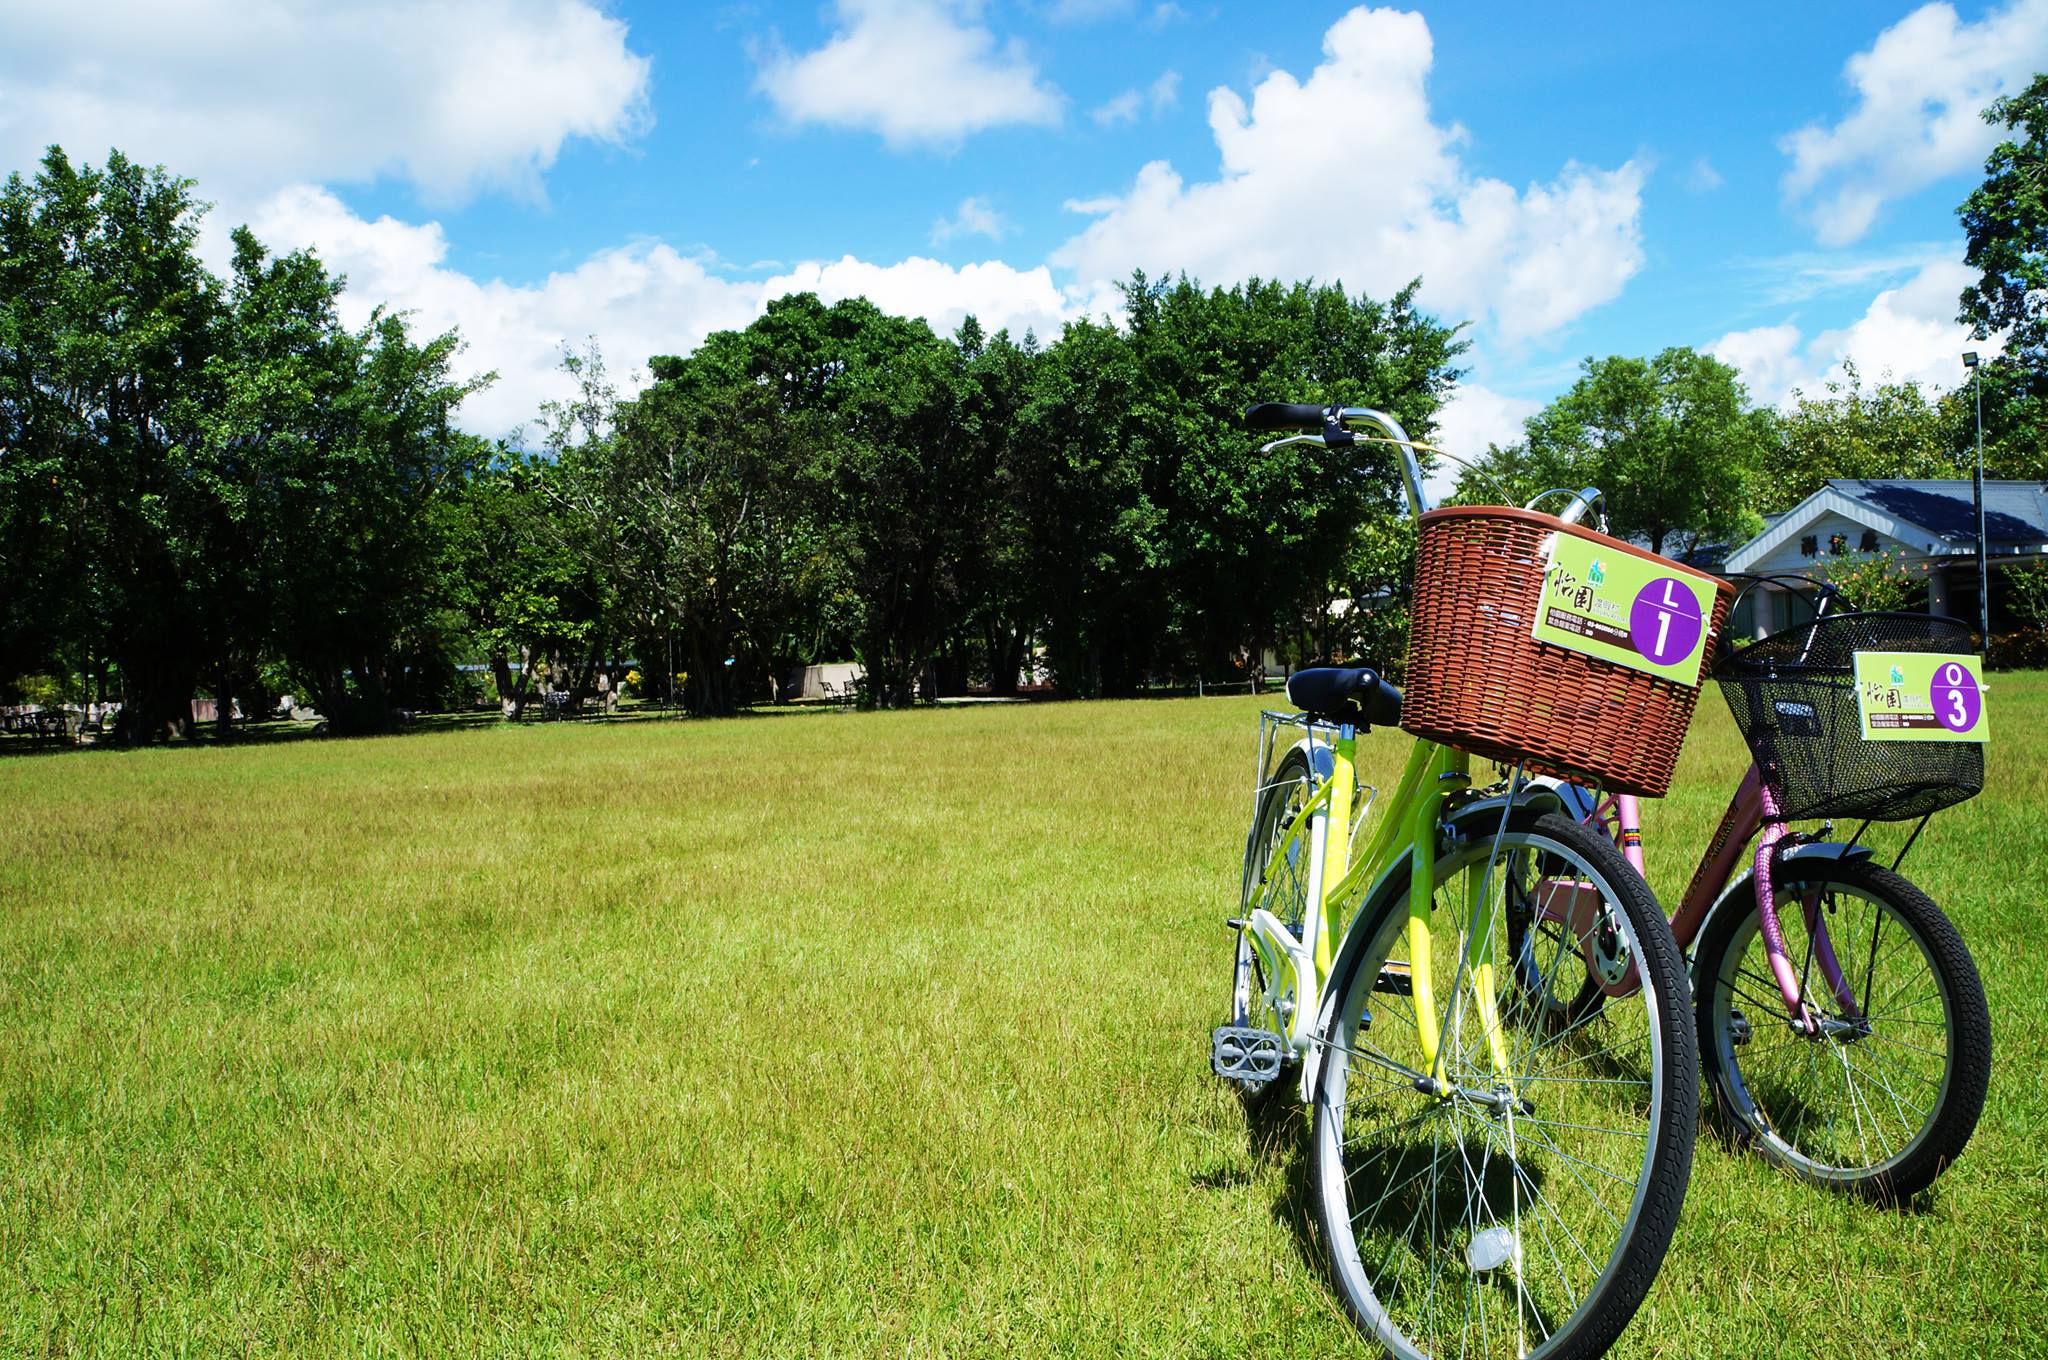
[1401,506,1734,797]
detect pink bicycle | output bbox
[1513,577,1991,1202]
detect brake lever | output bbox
[1258,433,1330,454]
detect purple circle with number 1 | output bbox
[1934,661,1981,732]
[1629,577,1704,667]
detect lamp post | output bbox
[1962,352,1988,658]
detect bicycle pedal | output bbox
[1374,960,1413,996]
[1211,1025,1285,1084]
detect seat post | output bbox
[1317,725,1355,979]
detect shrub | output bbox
[2008,562,2048,630]
[7,673,73,707]
[1812,548,1928,612]
[1988,629,2048,671]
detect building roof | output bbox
[1724,478,2048,575]
[1829,479,2048,547]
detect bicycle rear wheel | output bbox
[1227,750,1315,1101]
[1310,812,1695,1360]
[1693,858,1989,1202]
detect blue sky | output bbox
[2,0,2040,450]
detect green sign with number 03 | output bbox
[1853,652,1989,742]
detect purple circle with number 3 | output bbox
[1628,577,1703,666]
[1934,661,1981,732]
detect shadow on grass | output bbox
[0,685,1245,760]
[1191,1083,1326,1276]
[0,703,712,760]
[0,711,488,759]
[1203,1084,1582,1332]
[1700,1087,1946,1216]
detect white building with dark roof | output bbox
[1722,479,2048,637]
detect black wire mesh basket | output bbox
[1716,610,1984,822]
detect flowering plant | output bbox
[1811,548,1926,613]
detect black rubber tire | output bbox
[1693,858,1990,1203]
[1229,750,1314,1109]
[1308,812,1697,1360]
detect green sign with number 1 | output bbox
[1530,532,1719,687]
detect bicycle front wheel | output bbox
[1310,812,1696,1360]
[1694,857,1989,1202]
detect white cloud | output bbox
[1062,193,1124,215]
[760,254,1073,343]
[1092,91,1143,127]
[252,187,761,440]
[929,195,1009,243]
[1708,259,1993,406]
[1147,70,1181,113]
[0,0,650,206]
[1781,0,2048,245]
[1090,72,1177,127]
[1434,384,1540,459]
[1050,7,1645,344]
[1706,323,1808,408]
[0,0,1659,454]
[254,188,1078,441]
[1686,158,1724,193]
[1808,260,1992,391]
[753,0,1062,149]
[1430,384,1541,502]
[1738,242,1958,305]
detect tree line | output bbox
[1454,349,2024,560]
[1,147,1467,734]
[10,74,2048,739]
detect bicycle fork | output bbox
[1406,745,1512,1086]
[1751,779,1863,1036]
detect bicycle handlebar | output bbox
[1243,403,1433,520]
[1725,572,1849,621]
[1243,402,1330,431]
[1523,486,1604,530]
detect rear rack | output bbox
[1242,709,1379,910]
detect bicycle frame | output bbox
[1242,722,1519,1097]
[1572,775,1862,1033]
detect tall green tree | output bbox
[1465,348,1771,557]
[436,453,604,719]
[941,317,1039,696]
[1758,364,1962,509]
[605,327,838,715]
[0,148,223,739]
[1111,272,1463,686]
[1013,314,1160,695]
[1958,73,2048,479]
[220,232,489,732]
[0,142,1498,724]
[706,293,987,709]
[2,146,490,738]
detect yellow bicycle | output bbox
[1216,403,1700,1360]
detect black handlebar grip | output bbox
[1243,402,1330,432]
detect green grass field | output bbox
[4,680,2046,1357]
